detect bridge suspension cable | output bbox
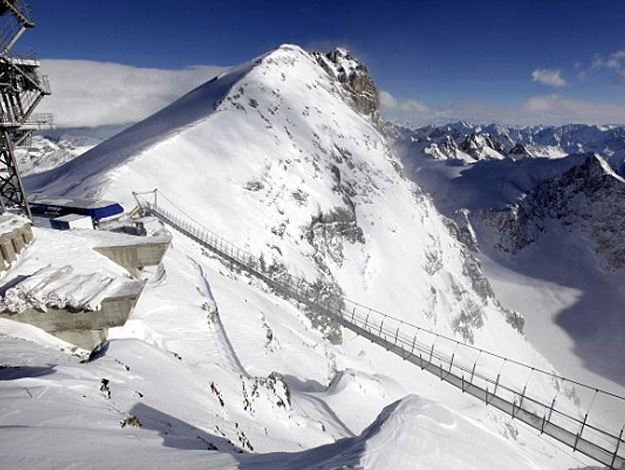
[133,188,625,470]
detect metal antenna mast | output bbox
[0,0,52,219]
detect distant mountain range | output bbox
[387,121,625,166]
[388,121,625,389]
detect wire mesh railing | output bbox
[0,14,24,55]
[133,189,625,469]
[1,0,34,27]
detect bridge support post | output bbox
[469,352,481,384]
[428,335,438,363]
[573,413,589,452]
[609,426,624,470]
[470,362,477,383]
[541,395,557,434]
[447,352,455,376]
[490,359,506,402]
[519,368,533,411]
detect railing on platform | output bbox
[133,189,625,470]
[0,0,34,56]
[0,112,52,129]
[1,0,34,27]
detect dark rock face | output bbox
[306,207,365,268]
[508,144,532,158]
[314,48,380,125]
[460,133,505,160]
[441,135,460,158]
[481,154,625,270]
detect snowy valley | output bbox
[1,45,624,470]
[389,121,625,392]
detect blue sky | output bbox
[27,0,625,126]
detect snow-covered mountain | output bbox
[15,133,103,176]
[389,121,625,393]
[389,121,625,164]
[0,46,605,469]
[26,45,537,352]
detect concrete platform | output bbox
[94,239,170,279]
[0,214,34,271]
[0,226,170,350]
[0,281,144,350]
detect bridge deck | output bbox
[134,190,625,470]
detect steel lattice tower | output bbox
[0,0,52,219]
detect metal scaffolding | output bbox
[0,0,52,218]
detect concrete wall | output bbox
[54,329,108,351]
[0,219,33,271]
[0,287,144,350]
[94,241,170,278]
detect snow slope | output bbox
[26,45,554,367]
[2,45,603,468]
[0,233,587,469]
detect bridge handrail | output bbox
[132,188,625,469]
[133,190,625,401]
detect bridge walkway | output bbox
[133,189,625,470]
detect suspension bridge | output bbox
[133,189,625,469]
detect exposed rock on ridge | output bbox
[314,48,381,126]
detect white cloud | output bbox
[587,50,625,84]
[379,90,625,126]
[36,60,625,129]
[38,60,227,127]
[379,90,434,122]
[531,68,568,87]
[521,94,625,124]
[592,50,625,70]
[379,90,430,113]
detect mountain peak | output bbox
[313,48,380,124]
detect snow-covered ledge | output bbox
[0,214,34,271]
[0,226,166,350]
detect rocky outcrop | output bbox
[508,144,533,159]
[460,133,505,160]
[314,48,380,125]
[306,207,365,269]
[479,154,625,270]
